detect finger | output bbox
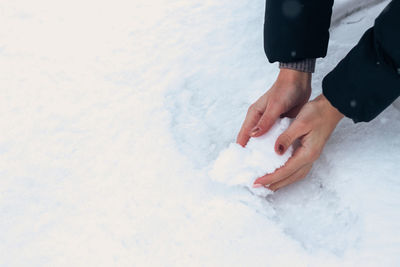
[267,164,312,191]
[254,145,309,186]
[250,103,282,138]
[236,104,263,147]
[275,120,309,155]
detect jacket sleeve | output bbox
[323,0,400,123]
[264,0,334,63]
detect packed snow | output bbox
[210,118,293,195]
[1,0,399,266]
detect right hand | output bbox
[253,94,344,191]
[236,69,312,147]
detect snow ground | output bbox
[0,0,399,266]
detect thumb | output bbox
[275,120,308,155]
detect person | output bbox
[237,0,400,191]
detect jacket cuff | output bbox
[279,58,316,73]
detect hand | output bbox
[253,94,344,191]
[237,69,312,147]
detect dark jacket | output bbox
[264,0,400,123]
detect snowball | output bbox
[210,118,294,196]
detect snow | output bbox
[0,0,399,266]
[331,0,385,23]
[210,118,293,194]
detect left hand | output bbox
[253,94,345,191]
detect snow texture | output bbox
[0,0,399,266]
[210,118,293,195]
[332,0,385,23]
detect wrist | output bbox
[316,94,344,124]
[277,68,311,89]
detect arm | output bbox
[254,1,400,191]
[236,0,333,146]
[323,0,400,123]
[264,0,334,63]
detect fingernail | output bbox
[253,183,263,188]
[250,127,260,136]
[278,144,285,154]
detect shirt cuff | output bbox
[279,58,316,73]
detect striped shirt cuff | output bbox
[279,58,316,73]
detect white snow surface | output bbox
[1,0,399,266]
[210,118,293,194]
[331,0,385,23]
